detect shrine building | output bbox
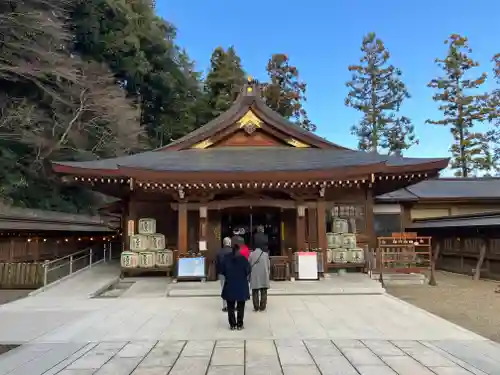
[52,79,449,272]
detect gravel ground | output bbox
[0,290,30,305]
[387,271,500,343]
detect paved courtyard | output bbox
[1,265,500,374]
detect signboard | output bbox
[297,252,318,280]
[177,257,206,278]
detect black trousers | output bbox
[252,288,268,311]
[226,300,245,327]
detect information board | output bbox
[297,252,318,280]
[177,257,206,278]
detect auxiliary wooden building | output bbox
[52,80,449,273]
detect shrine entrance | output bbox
[220,207,282,256]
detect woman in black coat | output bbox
[220,244,251,330]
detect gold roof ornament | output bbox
[191,139,214,149]
[247,76,253,82]
[238,110,262,134]
[287,138,310,148]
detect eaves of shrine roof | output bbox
[52,147,448,174]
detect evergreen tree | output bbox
[263,54,315,132]
[205,46,245,118]
[71,0,204,148]
[427,34,493,177]
[485,53,500,172]
[345,32,416,153]
[0,0,142,212]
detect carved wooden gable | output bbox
[190,110,312,149]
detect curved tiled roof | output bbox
[54,147,447,173]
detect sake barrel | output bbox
[326,232,343,248]
[138,218,156,235]
[121,251,138,268]
[327,249,334,263]
[350,248,365,263]
[155,250,174,267]
[130,234,150,252]
[138,251,155,268]
[333,249,349,263]
[149,234,166,251]
[332,218,348,234]
[342,233,357,249]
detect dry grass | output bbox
[387,271,500,343]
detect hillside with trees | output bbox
[2,1,500,212]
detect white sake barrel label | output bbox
[139,252,155,268]
[327,233,343,248]
[351,249,365,263]
[333,218,348,234]
[149,234,166,251]
[130,234,150,252]
[121,252,138,268]
[334,250,349,263]
[343,234,357,249]
[138,218,156,234]
[156,250,174,267]
[327,249,334,263]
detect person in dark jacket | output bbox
[253,225,269,252]
[221,243,251,330]
[216,237,232,312]
[231,228,245,247]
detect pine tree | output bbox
[263,54,316,132]
[205,46,245,118]
[485,53,500,172]
[427,34,493,177]
[345,32,416,153]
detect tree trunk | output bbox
[473,240,487,281]
[429,241,440,286]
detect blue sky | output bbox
[157,0,499,160]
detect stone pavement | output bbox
[2,338,500,374]
[0,294,483,343]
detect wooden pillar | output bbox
[199,206,207,252]
[365,188,376,250]
[316,201,327,250]
[177,202,188,255]
[307,208,318,249]
[296,203,306,251]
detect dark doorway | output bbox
[220,207,282,256]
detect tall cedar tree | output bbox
[345,32,416,153]
[485,54,500,172]
[263,54,316,132]
[205,46,245,119]
[427,34,493,177]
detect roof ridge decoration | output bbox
[237,110,262,134]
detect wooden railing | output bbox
[375,233,436,286]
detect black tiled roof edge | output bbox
[376,177,500,201]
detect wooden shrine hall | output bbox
[52,78,449,272]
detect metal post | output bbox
[43,260,49,287]
[103,243,107,263]
[109,242,112,261]
[69,255,73,274]
[89,249,93,268]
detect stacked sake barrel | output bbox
[121,218,174,272]
[326,218,365,264]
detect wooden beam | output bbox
[296,203,306,251]
[177,202,188,255]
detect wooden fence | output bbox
[0,262,44,289]
[436,237,500,280]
